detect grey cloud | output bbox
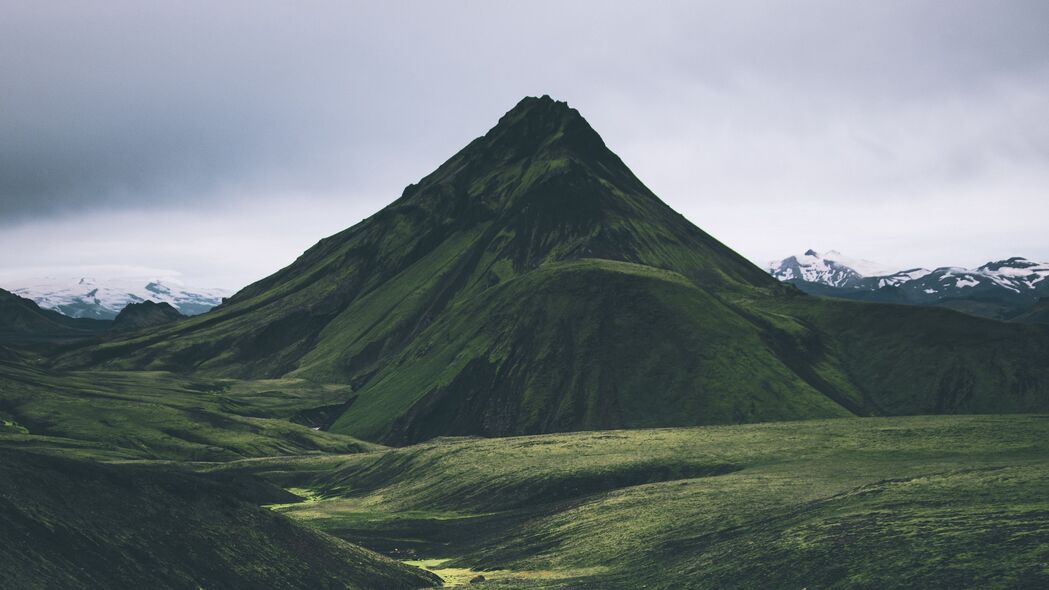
[1,1,1047,274]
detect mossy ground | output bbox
[0,448,439,589]
[3,356,1047,588]
[0,360,376,461]
[239,415,1049,589]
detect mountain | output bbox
[56,96,1049,444]
[770,251,1049,320]
[112,300,185,332]
[8,276,230,319]
[0,288,111,344]
[768,249,901,289]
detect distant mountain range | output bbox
[5,276,230,320]
[769,250,1049,321]
[0,288,189,346]
[0,288,112,344]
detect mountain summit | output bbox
[60,97,1049,444]
[768,250,900,289]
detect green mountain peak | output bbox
[55,97,1049,445]
[487,94,604,156]
[397,94,634,214]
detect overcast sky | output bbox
[2,1,1047,289]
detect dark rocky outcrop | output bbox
[112,300,185,332]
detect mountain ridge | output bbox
[769,249,1049,320]
[7,276,229,319]
[112,300,185,332]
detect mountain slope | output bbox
[56,96,1049,444]
[778,297,1049,414]
[1013,298,1049,325]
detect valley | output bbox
[4,381,1047,588]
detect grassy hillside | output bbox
[0,448,439,590]
[233,415,1049,589]
[0,360,376,461]
[326,259,851,443]
[781,298,1049,414]
[1013,298,1049,325]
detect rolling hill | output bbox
[0,447,438,589]
[54,96,1049,444]
[111,300,184,332]
[236,415,1049,589]
[1013,298,1049,325]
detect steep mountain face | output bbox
[57,96,1049,444]
[111,300,185,332]
[770,251,1049,320]
[8,276,229,319]
[0,288,111,344]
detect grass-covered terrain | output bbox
[0,360,375,461]
[0,361,443,588]
[1014,298,1049,325]
[0,448,439,589]
[2,357,1047,587]
[226,416,1049,589]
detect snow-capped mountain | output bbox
[768,249,905,289]
[5,276,231,320]
[871,268,936,289]
[896,258,1049,302]
[768,251,1049,320]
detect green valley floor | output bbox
[226,415,1049,589]
[2,361,1047,588]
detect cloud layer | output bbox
[2,1,1047,287]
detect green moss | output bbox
[0,448,439,589]
[0,361,377,461]
[251,415,1049,589]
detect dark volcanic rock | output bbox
[112,300,185,332]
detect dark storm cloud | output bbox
[1,1,1048,279]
